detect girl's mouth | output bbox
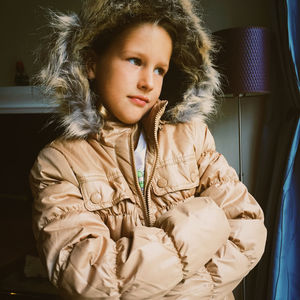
[128,95,149,107]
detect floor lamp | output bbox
[213,27,270,299]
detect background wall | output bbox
[201,0,270,193]
[0,0,81,86]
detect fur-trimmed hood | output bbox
[37,0,220,139]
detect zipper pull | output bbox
[158,120,166,131]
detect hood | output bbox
[37,0,220,139]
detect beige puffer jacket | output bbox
[30,101,267,299]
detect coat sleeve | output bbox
[162,121,267,299]
[30,146,185,299]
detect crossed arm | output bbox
[30,126,266,299]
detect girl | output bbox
[30,0,267,299]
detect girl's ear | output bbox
[87,63,96,80]
[86,49,97,80]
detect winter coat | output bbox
[30,101,267,300]
[30,0,267,298]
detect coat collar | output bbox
[141,100,168,144]
[95,100,168,147]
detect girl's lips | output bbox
[128,95,149,107]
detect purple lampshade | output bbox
[214,27,270,95]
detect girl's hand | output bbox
[155,196,230,278]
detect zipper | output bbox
[129,128,149,224]
[130,105,166,226]
[143,106,165,226]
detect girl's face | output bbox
[88,23,173,124]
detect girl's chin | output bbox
[117,116,143,125]
[114,109,152,125]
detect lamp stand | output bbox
[237,94,246,300]
[237,94,244,182]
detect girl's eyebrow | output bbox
[120,50,170,68]
[158,62,170,69]
[119,49,148,58]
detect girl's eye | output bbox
[154,67,166,76]
[128,58,141,66]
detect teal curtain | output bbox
[272,119,300,299]
[272,0,300,298]
[287,0,300,90]
[248,0,300,299]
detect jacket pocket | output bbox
[152,155,199,196]
[79,171,134,212]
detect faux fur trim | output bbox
[36,0,220,139]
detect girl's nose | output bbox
[137,69,154,91]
